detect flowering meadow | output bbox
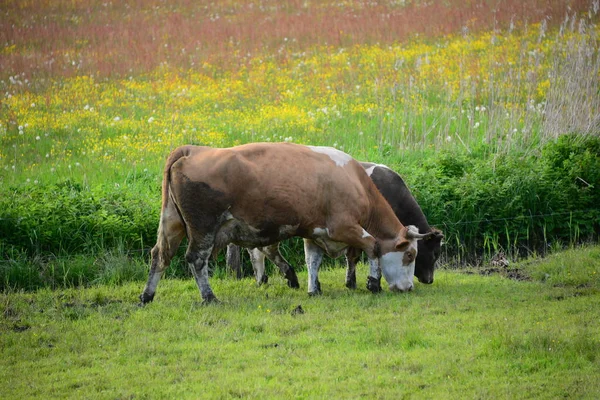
[1,0,599,286]
[2,10,599,185]
[1,4,600,398]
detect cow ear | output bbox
[425,229,444,242]
[395,239,410,252]
[435,229,444,239]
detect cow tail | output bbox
[160,146,190,212]
[156,146,192,256]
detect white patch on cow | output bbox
[368,258,381,279]
[406,225,419,234]
[361,228,372,238]
[312,227,329,236]
[364,163,389,176]
[248,248,266,284]
[380,251,414,292]
[364,165,377,176]
[304,239,325,294]
[307,145,352,167]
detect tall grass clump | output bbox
[543,12,600,138]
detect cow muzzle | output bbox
[388,281,414,292]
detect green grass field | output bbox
[1,2,599,397]
[1,245,599,399]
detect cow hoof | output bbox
[201,294,220,305]
[308,290,322,296]
[366,277,382,293]
[139,292,154,305]
[287,278,300,289]
[345,278,357,290]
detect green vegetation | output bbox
[1,245,599,398]
[1,2,598,397]
[2,134,598,290]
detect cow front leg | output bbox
[247,248,268,285]
[345,247,361,289]
[304,239,324,295]
[325,224,382,294]
[259,243,300,289]
[186,243,219,304]
[366,258,382,293]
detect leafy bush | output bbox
[0,180,159,256]
[406,134,600,261]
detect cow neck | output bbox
[393,190,432,234]
[364,189,405,241]
[408,210,432,234]
[373,170,432,235]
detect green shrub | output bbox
[1,135,599,289]
[0,180,159,256]
[406,134,600,261]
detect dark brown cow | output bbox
[140,143,435,303]
[348,163,444,285]
[231,162,443,289]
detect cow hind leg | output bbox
[140,204,185,305]
[345,247,361,290]
[247,248,268,285]
[304,239,324,296]
[226,244,243,280]
[259,244,300,289]
[186,237,219,304]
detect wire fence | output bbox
[3,208,596,261]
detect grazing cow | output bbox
[350,163,443,285]
[233,162,443,289]
[140,143,436,304]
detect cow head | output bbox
[379,226,437,292]
[414,228,444,284]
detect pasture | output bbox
[1,1,600,397]
[1,246,599,398]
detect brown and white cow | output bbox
[140,143,436,304]
[237,162,443,289]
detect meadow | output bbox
[1,1,600,398]
[1,245,599,398]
